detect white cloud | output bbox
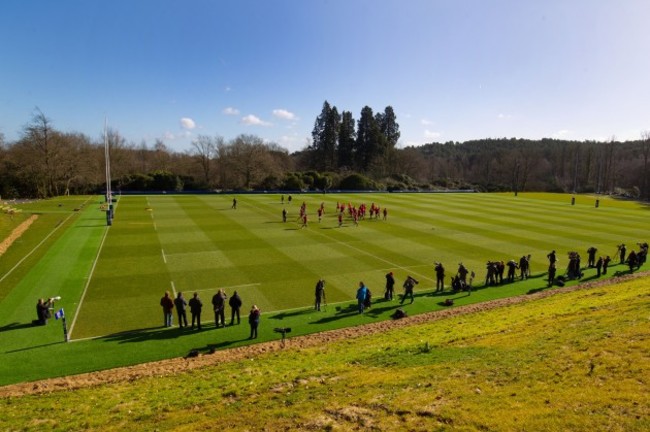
[180,117,196,130]
[420,119,433,126]
[163,131,176,140]
[553,129,571,138]
[241,114,272,126]
[497,113,513,119]
[223,107,240,116]
[225,86,232,92]
[272,109,297,121]
[424,129,441,139]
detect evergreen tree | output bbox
[338,111,356,170]
[356,106,382,172]
[310,101,340,171]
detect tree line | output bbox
[0,107,649,200]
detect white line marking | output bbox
[67,225,110,338]
[153,222,157,232]
[0,198,91,284]
[171,281,177,297]
[192,283,261,294]
[161,249,167,264]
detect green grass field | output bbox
[0,192,648,386]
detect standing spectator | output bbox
[356,282,368,314]
[188,292,203,330]
[547,263,556,287]
[457,263,469,285]
[174,292,188,328]
[401,276,418,304]
[248,305,260,339]
[506,260,518,283]
[160,291,174,327]
[282,208,287,223]
[603,256,611,274]
[435,262,445,292]
[587,247,598,268]
[595,257,603,277]
[232,197,237,209]
[314,279,325,311]
[519,255,529,280]
[212,289,227,328]
[229,290,243,325]
[619,244,626,264]
[385,272,395,300]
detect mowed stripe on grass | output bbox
[69,193,648,340]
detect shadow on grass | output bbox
[5,341,63,354]
[311,304,359,324]
[100,326,187,344]
[269,308,313,320]
[0,322,37,333]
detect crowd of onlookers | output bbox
[154,241,648,336]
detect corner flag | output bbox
[54,308,65,320]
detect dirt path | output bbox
[1,270,648,398]
[0,215,38,257]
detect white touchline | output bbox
[171,281,177,297]
[161,249,167,264]
[0,197,92,284]
[192,283,261,294]
[67,225,111,339]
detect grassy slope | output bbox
[1,276,647,432]
[0,193,647,386]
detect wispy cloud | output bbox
[241,114,272,126]
[180,117,196,130]
[223,107,240,116]
[497,113,513,120]
[424,129,441,139]
[272,109,297,121]
[420,119,433,126]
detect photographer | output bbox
[34,297,55,326]
[401,275,418,305]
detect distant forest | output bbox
[1,105,649,201]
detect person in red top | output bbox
[301,213,308,229]
[160,291,174,327]
[338,212,343,227]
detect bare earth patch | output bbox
[0,270,648,398]
[0,215,38,257]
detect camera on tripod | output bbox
[274,327,291,335]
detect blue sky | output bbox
[1,0,649,153]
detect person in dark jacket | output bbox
[229,290,243,325]
[314,279,325,311]
[248,305,260,339]
[385,272,395,300]
[212,289,227,328]
[35,298,54,326]
[160,291,174,327]
[188,292,203,330]
[401,276,418,304]
[174,292,188,328]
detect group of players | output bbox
[281,198,388,228]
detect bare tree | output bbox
[191,135,220,186]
